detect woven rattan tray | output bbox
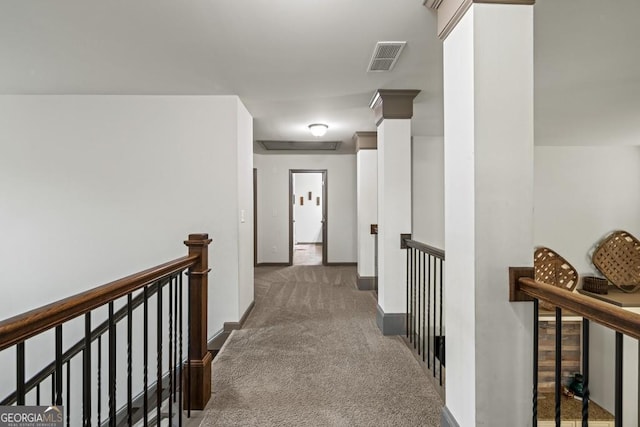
[592,230,640,293]
[534,247,579,309]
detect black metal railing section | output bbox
[0,233,213,426]
[405,239,445,391]
[511,271,640,427]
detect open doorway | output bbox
[289,170,327,265]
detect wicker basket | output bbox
[582,276,609,294]
[592,230,640,293]
[534,247,579,310]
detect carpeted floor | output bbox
[199,265,443,427]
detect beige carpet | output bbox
[199,266,443,427]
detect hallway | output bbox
[198,265,443,426]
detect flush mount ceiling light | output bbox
[308,123,328,137]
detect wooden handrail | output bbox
[405,239,445,260]
[0,254,199,352]
[518,277,640,340]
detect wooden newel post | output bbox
[184,233,213,410]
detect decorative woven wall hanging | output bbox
[592,230,640,293]
[534,247,579,310]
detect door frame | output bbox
[253,168,258,267]
[289,169,328,266]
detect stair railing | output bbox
[510,267,640,427]
[0,233,212,426]
[404,238,445,396]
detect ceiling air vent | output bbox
[367,41,406,72]
[258,140,341,151]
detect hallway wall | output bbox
[0,95,254,401]
[254,154,356,264]
[412,136,444,249]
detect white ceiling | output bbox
[0,0,638,151]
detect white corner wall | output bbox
[236,101,255,319]
[0,94,253,350]
[254,154,356,264]
[443,12,477,426]
[412,136,444,249]
[357,149,377,277]
[444,5,534,426]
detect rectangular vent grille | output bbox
[259,140,341,151]
[367,41,406,72]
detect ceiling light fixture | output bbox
[308,123,328,137]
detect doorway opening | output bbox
[289,170,327,266]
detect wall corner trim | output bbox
[369,89,421,126]
[441,406,461,427]
[223,300,255,332]
[356,274,376,291]
[353,131,378,152]
[376,304,406,336]
[436,0,535,41]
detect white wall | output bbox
[443,11,478,426]
[534,145,640,425]
[377,119,412,315]
[293,173,323,243]
[0,95,253,406]
[236,101,255,319]
[356,149,377,278]
[412,136,444,249]
[444,5,534,426]
[254,154,356,264]
[534,146,640,274]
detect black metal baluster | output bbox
[426,255,431,369]
[51,372,55,406]
[55,325,63,406]
[432,257,437,377]
[615,332,623,427]
[97,336,102,426]
[83,313,91,426]
[422,252,426,363]
[174,275,179,403]
[36,384,40,406]
[533,299,539,426]
[144,286,149,426]
[108,301,116,425]
[417,248,421,355]
[157,281,163,427]
[127,293,133,426]
[16,342,25,405]
[66,361,70,427]
[439,257,443,386]
[187,272,192,418]
[169,276,174,423]
[555,307,562,427]
[406,247,410,339]
[410,248,414,344]
[581,318,589,427]
[178,272,184,427]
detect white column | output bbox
[443,4,534,426]
[354,132,378,290]
[370,90,419,334]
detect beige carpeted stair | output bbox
[199,265,443,426]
